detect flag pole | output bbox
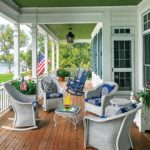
[36,49,40,107]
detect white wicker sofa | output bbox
[84,102,142,150]
[85,81,118,116]
[40,75,63,111]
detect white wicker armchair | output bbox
[39,75,64,111]
[84,102,142,150]
[85,81,118,116]
[3,83,38,131]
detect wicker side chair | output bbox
[85,81,118,116]
[3,83,38,131]
[39,75,64,111]
[84,102,142,150]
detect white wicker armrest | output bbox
[14,99,34,105]
[84,115,106,122]
[20,94,36,103]
[84,103,142,123]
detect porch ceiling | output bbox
[13,0,142,7]
[46,24,96,40]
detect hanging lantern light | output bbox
[66,28,75,43]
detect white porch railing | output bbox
[0,81,11,117]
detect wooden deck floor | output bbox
[0,81,150,150]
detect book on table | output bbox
[58,106,78,113]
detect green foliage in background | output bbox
[0,72,30,83]
[20,48,32,69]
[11,80,37,95]
[59,43,91,69]
[57,68,71,77]
[0,25,29,73]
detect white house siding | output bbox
[92,7,137,98]
[137,0,150,90]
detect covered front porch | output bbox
[0,81,150,150]
[0,0,150,149]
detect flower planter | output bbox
[59,77,65,81]
[134,103,150,132]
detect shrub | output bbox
[57,69,71,77]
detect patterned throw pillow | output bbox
[116,103,137,115]
[41,79,57,93]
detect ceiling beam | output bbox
[19,7,104,24]
[60,39,91,43]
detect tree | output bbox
[37,33,44,53]
[59,43,91,69]
[20,47,32,68]
[0,25,29,73]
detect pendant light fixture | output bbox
[66,27,75,43]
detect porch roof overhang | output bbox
[12,0,142,7]
[0,0,142,42]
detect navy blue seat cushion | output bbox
[46,92,63,99]
[32,101,38,110]
[85,97,101,106]
[101,84,115,93]
[116,103,137,115]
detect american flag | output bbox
[37,51,45,76]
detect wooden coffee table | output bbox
[54,106,81,129]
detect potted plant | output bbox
[133,82,150,109]
[57,69,70,81]
[131,82,150,132]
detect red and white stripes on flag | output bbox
[37,51,45,76]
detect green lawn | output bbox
[0,74,13,83]
[0,72,29,83]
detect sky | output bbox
[0,16,31,52]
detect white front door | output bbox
[112,37,134,92]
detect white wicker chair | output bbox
[39,75,64,111]
[3,83,38,131]
[84,102,142,150]
[85,81,118,116]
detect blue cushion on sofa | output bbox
[101,84,115,93]
[116,103,137,115]
[85,97,101,106]
[46,92,63,99]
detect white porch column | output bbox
[102,9,111,82]
[31,24,38,78]
[56,42,59,69]
[13,24,20,79]
[51,40,55,70]
[44,34,49,74]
